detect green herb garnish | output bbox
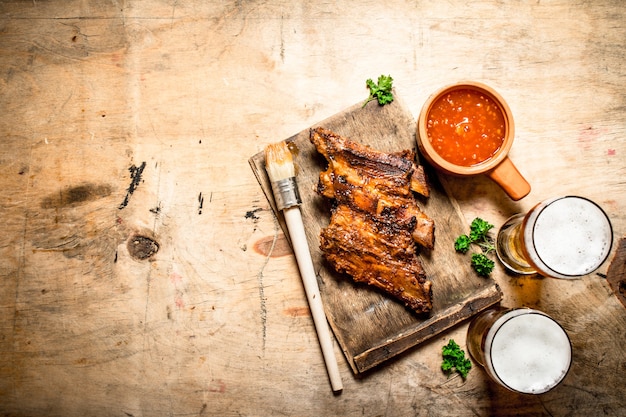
[454,217,496,276]
[363,74,394,107]
[471,253,495,277]
[454,234,472,253]
[468,218,494,243]
[441,339,472,379]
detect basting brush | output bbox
[265,141,343,393]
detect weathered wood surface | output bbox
[1,1,625,416]
[249,96,502,374]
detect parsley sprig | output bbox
[454,218,496,276]
[363,74,394,107]
[441,339,472,379]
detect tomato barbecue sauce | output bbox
[426,89,506,167]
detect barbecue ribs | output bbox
[310,127,434,314]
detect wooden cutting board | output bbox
[249,94,502,374]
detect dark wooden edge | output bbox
[606,236,626,309]
[352,283,503,373]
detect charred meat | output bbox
[310,127,434,313]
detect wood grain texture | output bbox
[1,1,625,416]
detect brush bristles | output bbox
[265,141,295,182]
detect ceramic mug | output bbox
[417,81,531,201]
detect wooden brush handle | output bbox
[283,206,344,392]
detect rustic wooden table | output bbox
[1,1,625,416]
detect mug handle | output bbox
[487,156,531,201]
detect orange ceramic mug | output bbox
[417,81,531,201]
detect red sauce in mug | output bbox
[426,88,506,167]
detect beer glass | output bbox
[496,195,613,278]
[467,307,572,394]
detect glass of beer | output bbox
[496,195,613,278]
[467,307,572,394]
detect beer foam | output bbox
[486,311,571,394]
[524,196,612,278]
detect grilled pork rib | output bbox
[310,127,434,314]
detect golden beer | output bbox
[467,308,572,394]
[496,196,613,278]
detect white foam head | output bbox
[523,196,612,278]
[485,310,572,394]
